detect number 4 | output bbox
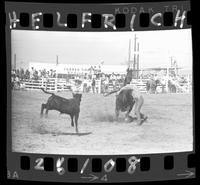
[101,174,108,182]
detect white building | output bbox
[29,62,127,75]
[101,65,127,74]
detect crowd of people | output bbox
[11,68,126,92]
[11,67,57,81]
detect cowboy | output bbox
[91,78,96,93]
[71,80,83,95]
[116,81,147,125]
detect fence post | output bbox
[166,68,169,93]
[55,78,57,92]
[45,78,48,90]
[41,78,44,88]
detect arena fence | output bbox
[22,78,102,93]
[23,78,70,91]
[15,77,192,94]
[130,78,191,94]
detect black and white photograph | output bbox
[11,29,193,155]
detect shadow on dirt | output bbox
[51,132,92,136]
[33,123,92,136]
[92,113,118,122]
[92,112,137,123]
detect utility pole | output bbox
[136,42,139,78]
[56,55,59,66]
[134,34,137,52]
[128,39,131,68]
[133,34,139,78]
[55,55,58,91]
[128,35,140,78]
[133,34,136,77]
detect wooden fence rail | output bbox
[23,78,102,93]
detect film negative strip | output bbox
[5,0,196,183]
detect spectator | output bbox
[25,69,30,79]
[71,80,83,94]
[82,78,88,93]
[91,78,96,93]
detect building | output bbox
[29,62,128,75]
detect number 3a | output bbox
[34,158,44,170]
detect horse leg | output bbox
[135,98,144,125]
[125,106,131,119]
[45,108,49,118]
[115,107,120,121]
[70,115,74,127]
[74,113,79,133]
[140,113,145,119]
[40,103,47,117]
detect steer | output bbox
[40,88,82,133]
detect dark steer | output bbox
[115,89,135,121]
[40,88,82,133]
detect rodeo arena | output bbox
[11,60,192,94]
[12,39,193,155]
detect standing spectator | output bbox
[83,78,88,93]
[15,75,20,89]
[25,69,30,79]
[91,78,96,93]
[38,70,42,78]
[104,77,109,93]
[19,68,24,80]
[30,67,34,79]
[33,70,39,80]
[16,69,20,77]
[71,80,83,94]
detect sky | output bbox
[11,29,192,70]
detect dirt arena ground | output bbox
[12,90,193,155]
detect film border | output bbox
[4,0,196,183]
